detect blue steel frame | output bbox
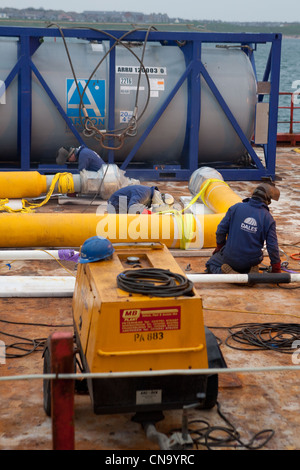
[0,26,282,181]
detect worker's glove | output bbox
[212,243,225,255]
[271,262,281,273]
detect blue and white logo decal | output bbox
[241,217,258,233]
[66,79,105,128]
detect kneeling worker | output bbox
[56,145,105,172]
[107,184,174,214]
[205,182,281,274]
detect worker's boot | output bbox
[247,264,260,286]
[221,264,239,274]
[249,265,260,273]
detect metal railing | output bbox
[278,91,300,135]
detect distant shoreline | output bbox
[0,19,299,38]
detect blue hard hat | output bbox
[79,236,115,264]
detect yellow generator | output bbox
[71,242,226,416]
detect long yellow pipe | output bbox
[0,212,225,249]
[0,174,242,249]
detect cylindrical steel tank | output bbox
[0,38,257,166]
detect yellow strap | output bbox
[158,178,226,216]
[0,173,74,213]
[155,178,226,249]
[171,212,195,250]
[189,178,228,208]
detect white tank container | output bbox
[0,38,257,165]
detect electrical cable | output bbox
[170,401,274,450]
[0,249,77,276]
[279,245,300,280]
[210,322,300,353]
[117,268,195,297]
[203,305,300,321]
[1,330,46,359]
[0,318,72,359]
[0,318,72,328]
[259,244,300,279]
[35,249,77,276]
[277,283,300,289]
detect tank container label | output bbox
[116,66,167,75]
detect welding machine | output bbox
[44,242,226,419]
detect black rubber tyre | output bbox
[202,374,219,409]
[43,345,51,417]
[200,327,227,409]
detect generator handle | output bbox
[97,344,204,357]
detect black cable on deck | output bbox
[117,268,195,297]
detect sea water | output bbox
[255,37,300,133]
[278,37,299,133]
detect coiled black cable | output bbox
[0,318,72,359]
[117,268,195,297]
[170,401,274,450]
[224,322,300,353]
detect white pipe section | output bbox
[2,199,23,210]
[0,250,62,260]
[0,276,75,297]
[190,273,249,283]
[187,273,300,283]
[0,273,299,297]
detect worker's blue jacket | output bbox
[108,185,158,213]
[76,146,105,171]
[208,197,280,273]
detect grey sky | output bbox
[0,0,299,23]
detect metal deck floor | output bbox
[0,147,299,450]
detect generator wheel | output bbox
[74,353,88,394]
[42,344,51,417]
[42,340,82,416]
[202,374,218,410]
[201,327,227,410]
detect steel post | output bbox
[50,331,75,450]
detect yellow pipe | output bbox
[0,212,225,249]
[0,173,242,248]
[0,172,48,198]
[0,172,242,211]
[200,179,242,214]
